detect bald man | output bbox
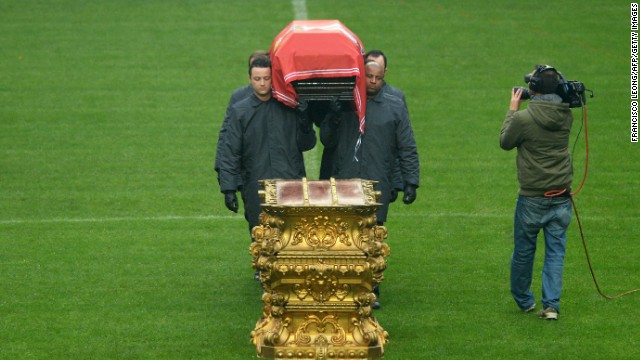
[320,61,420,308]
[321,61,420,224]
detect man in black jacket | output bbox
[365,49,408,203]
[321,60,420,224]
[214,50,268,185]
[215,57,316,234]
[321,60,420,308]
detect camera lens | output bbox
[513,86,530,100]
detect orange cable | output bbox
[570,195,640,299]
[544,104,639,299]
[571,105,589,196]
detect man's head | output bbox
[249,56,272,101]
[365,49,388,73]
[247,50,268,67]
[527,65,560,95]
[365,61,385,98]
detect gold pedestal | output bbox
[250,178,389,360]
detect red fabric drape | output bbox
[270,20,367,134]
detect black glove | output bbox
[402,184,417,204]
[389,188,399,203]
[296,98,309,113]
[224,190,238,213]
[296,99,315,133]
[328,96,342,114]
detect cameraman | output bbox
[500,65,573,320]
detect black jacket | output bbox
[321,90,420,223]
[216,94,316,227]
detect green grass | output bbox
[1,1,639,359]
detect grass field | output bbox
[1,1,639,359]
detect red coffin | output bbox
[269,20,367,134]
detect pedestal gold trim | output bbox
[251,178,389,359]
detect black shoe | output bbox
[372,284,381,309]
[253,271,260,281]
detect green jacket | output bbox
[500,99,573,196]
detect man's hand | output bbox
[389,188,399,203]
[320,96,342,127]
[402,184,417,204]
[328,96,342,115]
[224,191,238,213]
[296,99,315,132]
[296,98,309,113]
[510,88,524,111]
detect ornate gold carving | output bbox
[351,316,388,347]
[250,178,389,359]
[361,181,380,204]
[292,216,351,250]
[259,179,279,205]
[293,263,351,302]
[302,177,310,206]
[330,177,338,205]
[292,315,348,346]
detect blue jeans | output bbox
[510,195,572,313]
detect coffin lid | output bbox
[258,178,380,207]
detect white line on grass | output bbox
[291,0,318,178]
[0,214,243,225]
[292,0,308,20]
[405,212,510,219]
[0,212,499,225]
[1,211,630,226]
[398,211,640,222]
